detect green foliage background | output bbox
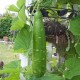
[0,13,12,38]
[1,0,80,80]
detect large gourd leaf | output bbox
[8,4,19,12]
[14,24,32,53]
[18,5,26,23]
[63,57,80,79]
[69,16,80,35]
[11,17,24,30]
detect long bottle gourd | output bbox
[32,10,46,77]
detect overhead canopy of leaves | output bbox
[69,16,80,35]
[63,57,80,79]
[14,24,32,54]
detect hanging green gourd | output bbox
[32,7,46,77]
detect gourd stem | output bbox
[31,3,37,15]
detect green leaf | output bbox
[17,0,25,8]
[8,0,26,30]
[75,43,80,56]
[8,4,19,12]
[64,57,80,79]
[57,0,66,4]
[0,68,19,74]
[18,5,26,23]
[4,60,20,69]
[4,71,20,80]
[0,60,20,74]
[69,16,80,35]
[66,43,76,58]
[57,0,80,4]
[41,74,64,80]
[14,24,32,53]
[42,0,52,6]
[70,0,80,4]
[71,75,80,80]
[29,73,64,80]
[11,17,24,30]
[57,0,70,4]
[0,15,12,37]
